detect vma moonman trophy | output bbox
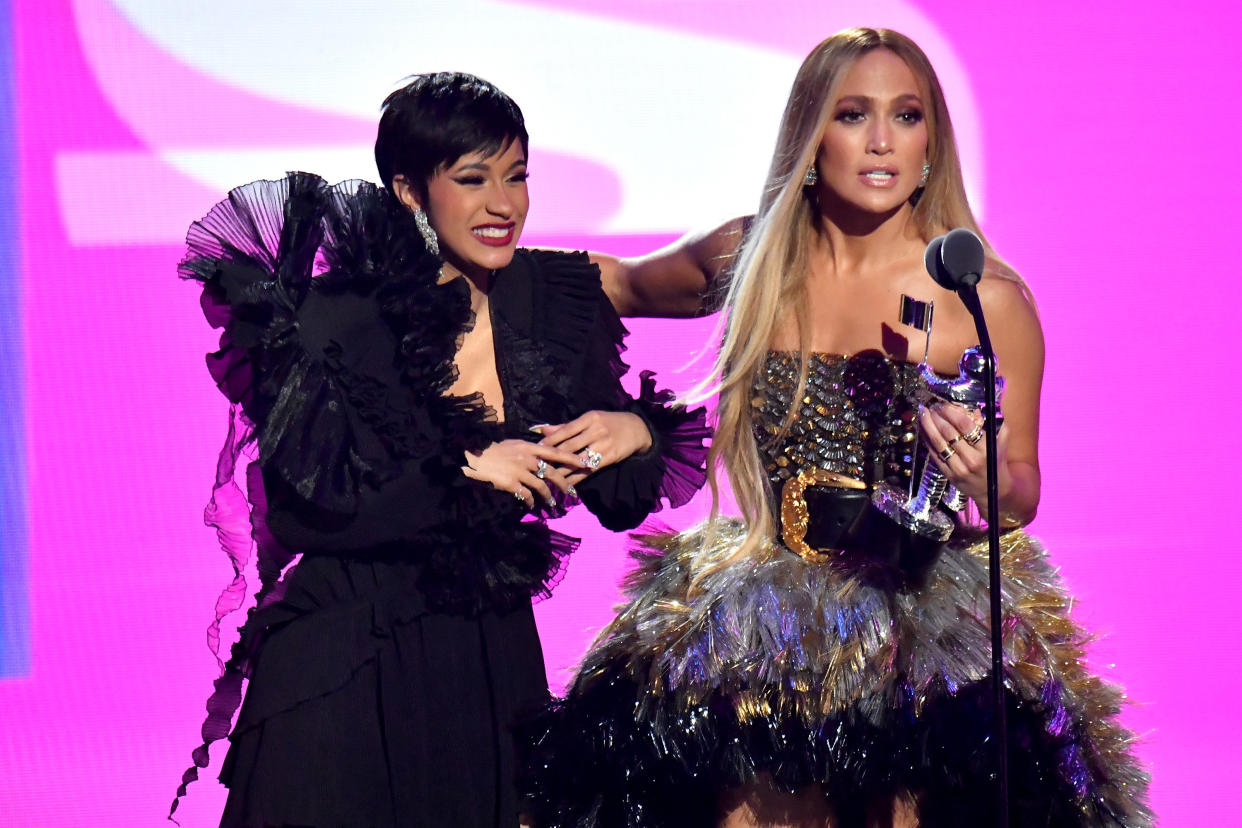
[870,296,1004,541]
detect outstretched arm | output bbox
[594,217,748,317]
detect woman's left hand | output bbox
[536,411,653,482]
[919,402,1012,508]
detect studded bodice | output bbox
[752,352,923,495]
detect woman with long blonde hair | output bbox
[523,28,1151,827]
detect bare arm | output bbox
[593,217,748,317]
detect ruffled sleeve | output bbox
[183,173,409,520]
[576,368,710,530]
[499,250,710,531]
[571,291,710,531]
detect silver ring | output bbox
[535,459,548,479]
[514,490,527,504]
[581,448,602,470]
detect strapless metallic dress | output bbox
[523,352,1151,828]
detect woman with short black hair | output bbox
[173,71,707,827]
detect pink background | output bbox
[5,1,1242,824]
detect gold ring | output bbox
[938,445,957,462]
[964,425,984,445]
[945,433,964,448]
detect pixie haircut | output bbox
[374,72,529,195]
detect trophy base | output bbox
[871,483,954,541]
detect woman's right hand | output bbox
[462,440,584,509]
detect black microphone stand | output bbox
[954,284,1009,828]
[928,229,1009,827]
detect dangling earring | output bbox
[413,208,441,257]
[919,162,931,187]
[803,165,818,187]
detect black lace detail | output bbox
[629,369,712,508]
[494,249,709,529]
[490,249,591,428]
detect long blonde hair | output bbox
[693,28,1001,578]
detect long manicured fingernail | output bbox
[529,423,551,434]
[567,485,578,499]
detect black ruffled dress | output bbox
[171,173,708,827]
[523,352,1152,827]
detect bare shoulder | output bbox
[587,250,622,286]
[979,260,1039,326]
[976,259,1044,375]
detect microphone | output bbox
[924,228,988,348]
[924,226,1008,826]
[925,228,984,291]
[924,234,949,288]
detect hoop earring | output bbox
[803,165,818,187]
[413,208,441,257]
[919,162,931,187]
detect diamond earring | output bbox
[803,165,818,187]
[919,162,931,187]
[413,208,440,257]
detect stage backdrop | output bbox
[3,1,1240,824]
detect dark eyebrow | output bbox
[453,158,527,174]
[834,93,924,107]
